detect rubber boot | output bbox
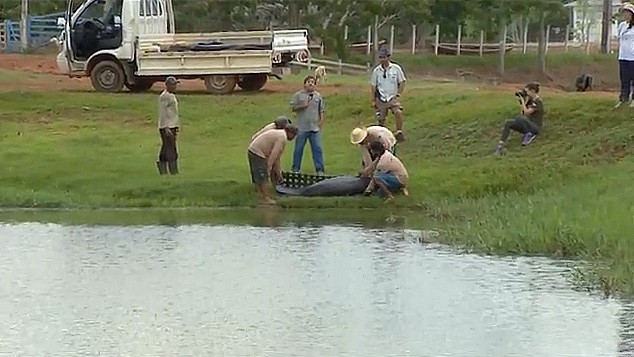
[168,160,179,175]
[156,161,168,175]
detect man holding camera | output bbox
[495,82,544,155]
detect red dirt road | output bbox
[0,53,616,98]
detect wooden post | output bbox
[545,24,551,54]
[344,25,348,41]
[434,24,440,56]
[457,25,462,56]
[564,25,570,52]
[20,0,28,52]
[479,30,484,57]
[373,15,379,62]
[320,42,324,56]
[585,23,591,55]
[522,21,528,53]
[338,59,343,75]
[411,24,417,54]
[366,25,371,55]
[390,25,395,54]
[307,57,312,70]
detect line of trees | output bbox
[1,0,579,75]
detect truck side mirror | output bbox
[57,17,66,28]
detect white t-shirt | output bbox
[617,21,634,61]
[370,62,406,102]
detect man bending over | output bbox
[251,116,292,141]
[247,125,298,204]
[350,125,397,169]
[361,140,409,202]
[495,82,545,155]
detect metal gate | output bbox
[1,12,63,53]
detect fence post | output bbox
[479,30,484,57]
[457,25,462,56]
[344,25,348,41]
[434,24,440,56]
[320,42,324,56]
[411,24,416,54]
[564,25,570,52]
[389,25,395,54]
[545,24,551,55]
[338,59,342,75]
[366,25,371,55]
[522,22,528,54]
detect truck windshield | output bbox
[81,0,122,19]
[77,0,121,23]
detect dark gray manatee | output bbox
[299,176,371,197]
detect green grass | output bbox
[0,68,633,295]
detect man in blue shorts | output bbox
[361,140,409,201]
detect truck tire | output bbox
[204,75,238,95]
[237,74,268,92]
[90,61,125,93]
[125,79,154,92]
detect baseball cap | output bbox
[274,115,292,128]
[378,48,391,58]
[165,76,180,85]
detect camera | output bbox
[514,88,528,99]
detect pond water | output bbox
[0,222,632,356]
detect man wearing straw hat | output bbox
[350,125,397,169]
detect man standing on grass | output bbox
[157,76,181,175]
[290,75,326,175]
[247,125,298,205]
[371,48,407,142]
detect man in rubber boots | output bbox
[350,126,397,169]
[370,49,407,142]
[157,76,181,175]
[247,125,299,205]
[361,140,410,202]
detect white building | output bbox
[564,0,624,43]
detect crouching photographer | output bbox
[494,82,544,155]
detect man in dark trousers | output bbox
[494,82,545,155]
[157,76,180,175]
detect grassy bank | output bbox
[0,68,632,295]
[323,52,619,89]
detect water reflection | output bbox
[620,302,634,355]
[0,223,629,356]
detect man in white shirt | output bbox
[370,49,407,142]
[157,76,180,175]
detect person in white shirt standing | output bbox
[370,48,407,142]
[157,76,181,175]
[615,3,634,108]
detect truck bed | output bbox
[137,31,274,53]
[135,32,273,76]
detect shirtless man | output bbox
[251,116,292,141]
[361,140,409,202]
[350,125,397,168]
[247,125,298,204]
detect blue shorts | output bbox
[374,172,402,195]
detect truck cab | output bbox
[55,0,310,94]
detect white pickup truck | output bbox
[54,0,311,94]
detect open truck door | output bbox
[55,0,75,77]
